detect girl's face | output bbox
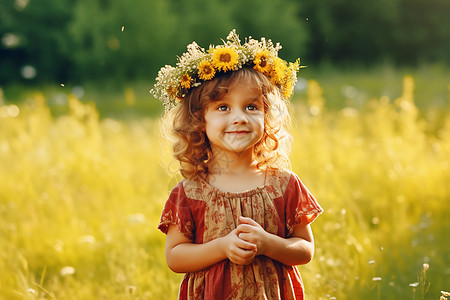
[203,84,265,156]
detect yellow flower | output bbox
[270,57,288,85]
[253,50,272,75]
[166,84,178,99]
[180,74,192,89]
[211,47,239,72]
[198,60,216,80]
[283,79,295,99]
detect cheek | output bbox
[254,114,265,132]
[204,119,221,139]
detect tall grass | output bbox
[0,75,449,299]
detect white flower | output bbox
[60,266,76,276]
[127,213,145,224]
[372,277,382,281]
[78,235,96,244]
[27,288,36,295]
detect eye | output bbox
[217,105,229,111]
[246,104,258,111]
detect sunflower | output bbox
[180,74,192,89]
[211,47,239,72]
[270,57,288,85]
[253,50,272,75]
[198,60,216,80]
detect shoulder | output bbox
[268,167,296,184]
[168,179,185,195]
[166,179,188,204]
[265,168,295,196]
[267,168,313,197]
[167,178,208,205]
[178,176,213,201]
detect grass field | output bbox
[1,69,449,299]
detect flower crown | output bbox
[151,29,303,110]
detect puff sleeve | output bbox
[158,181,195,240]
[284,172,323,236]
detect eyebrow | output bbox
[249,95,262,101]
[211,94,260,102]
[246,95,263,104]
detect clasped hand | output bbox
[221,216,268,265]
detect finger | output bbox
[233,237,257,250]
[236,224,255,234]
[239,241,257,251]
[239,216,260,226]
[235,238,257,251]
[238,232,254,243]
[229,253,244,265]
[239,249,257,265]
[231,255,254,266]
[234,247,257,259]
[232,247,257,265]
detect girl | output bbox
[153,30,323,300]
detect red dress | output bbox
[158,168,323,300]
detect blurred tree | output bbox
[1,0,449,84]
[68,0,178,81]
[229,0,309,62]
[300,0,450,66]
[0,0,74,83]
[392,0,450,64]
[165,0,308,64]
[165,0,235,56]
[300,0,400,65]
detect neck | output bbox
[207,147,257,176]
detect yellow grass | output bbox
[0,76,449,299]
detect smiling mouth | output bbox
[225,130,251,134]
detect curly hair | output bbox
[161,67,293,180]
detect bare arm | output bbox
[165,224,257,273]
[237,216,315,266]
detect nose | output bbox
[232,110,248,125]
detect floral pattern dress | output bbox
[158,168,323,300]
